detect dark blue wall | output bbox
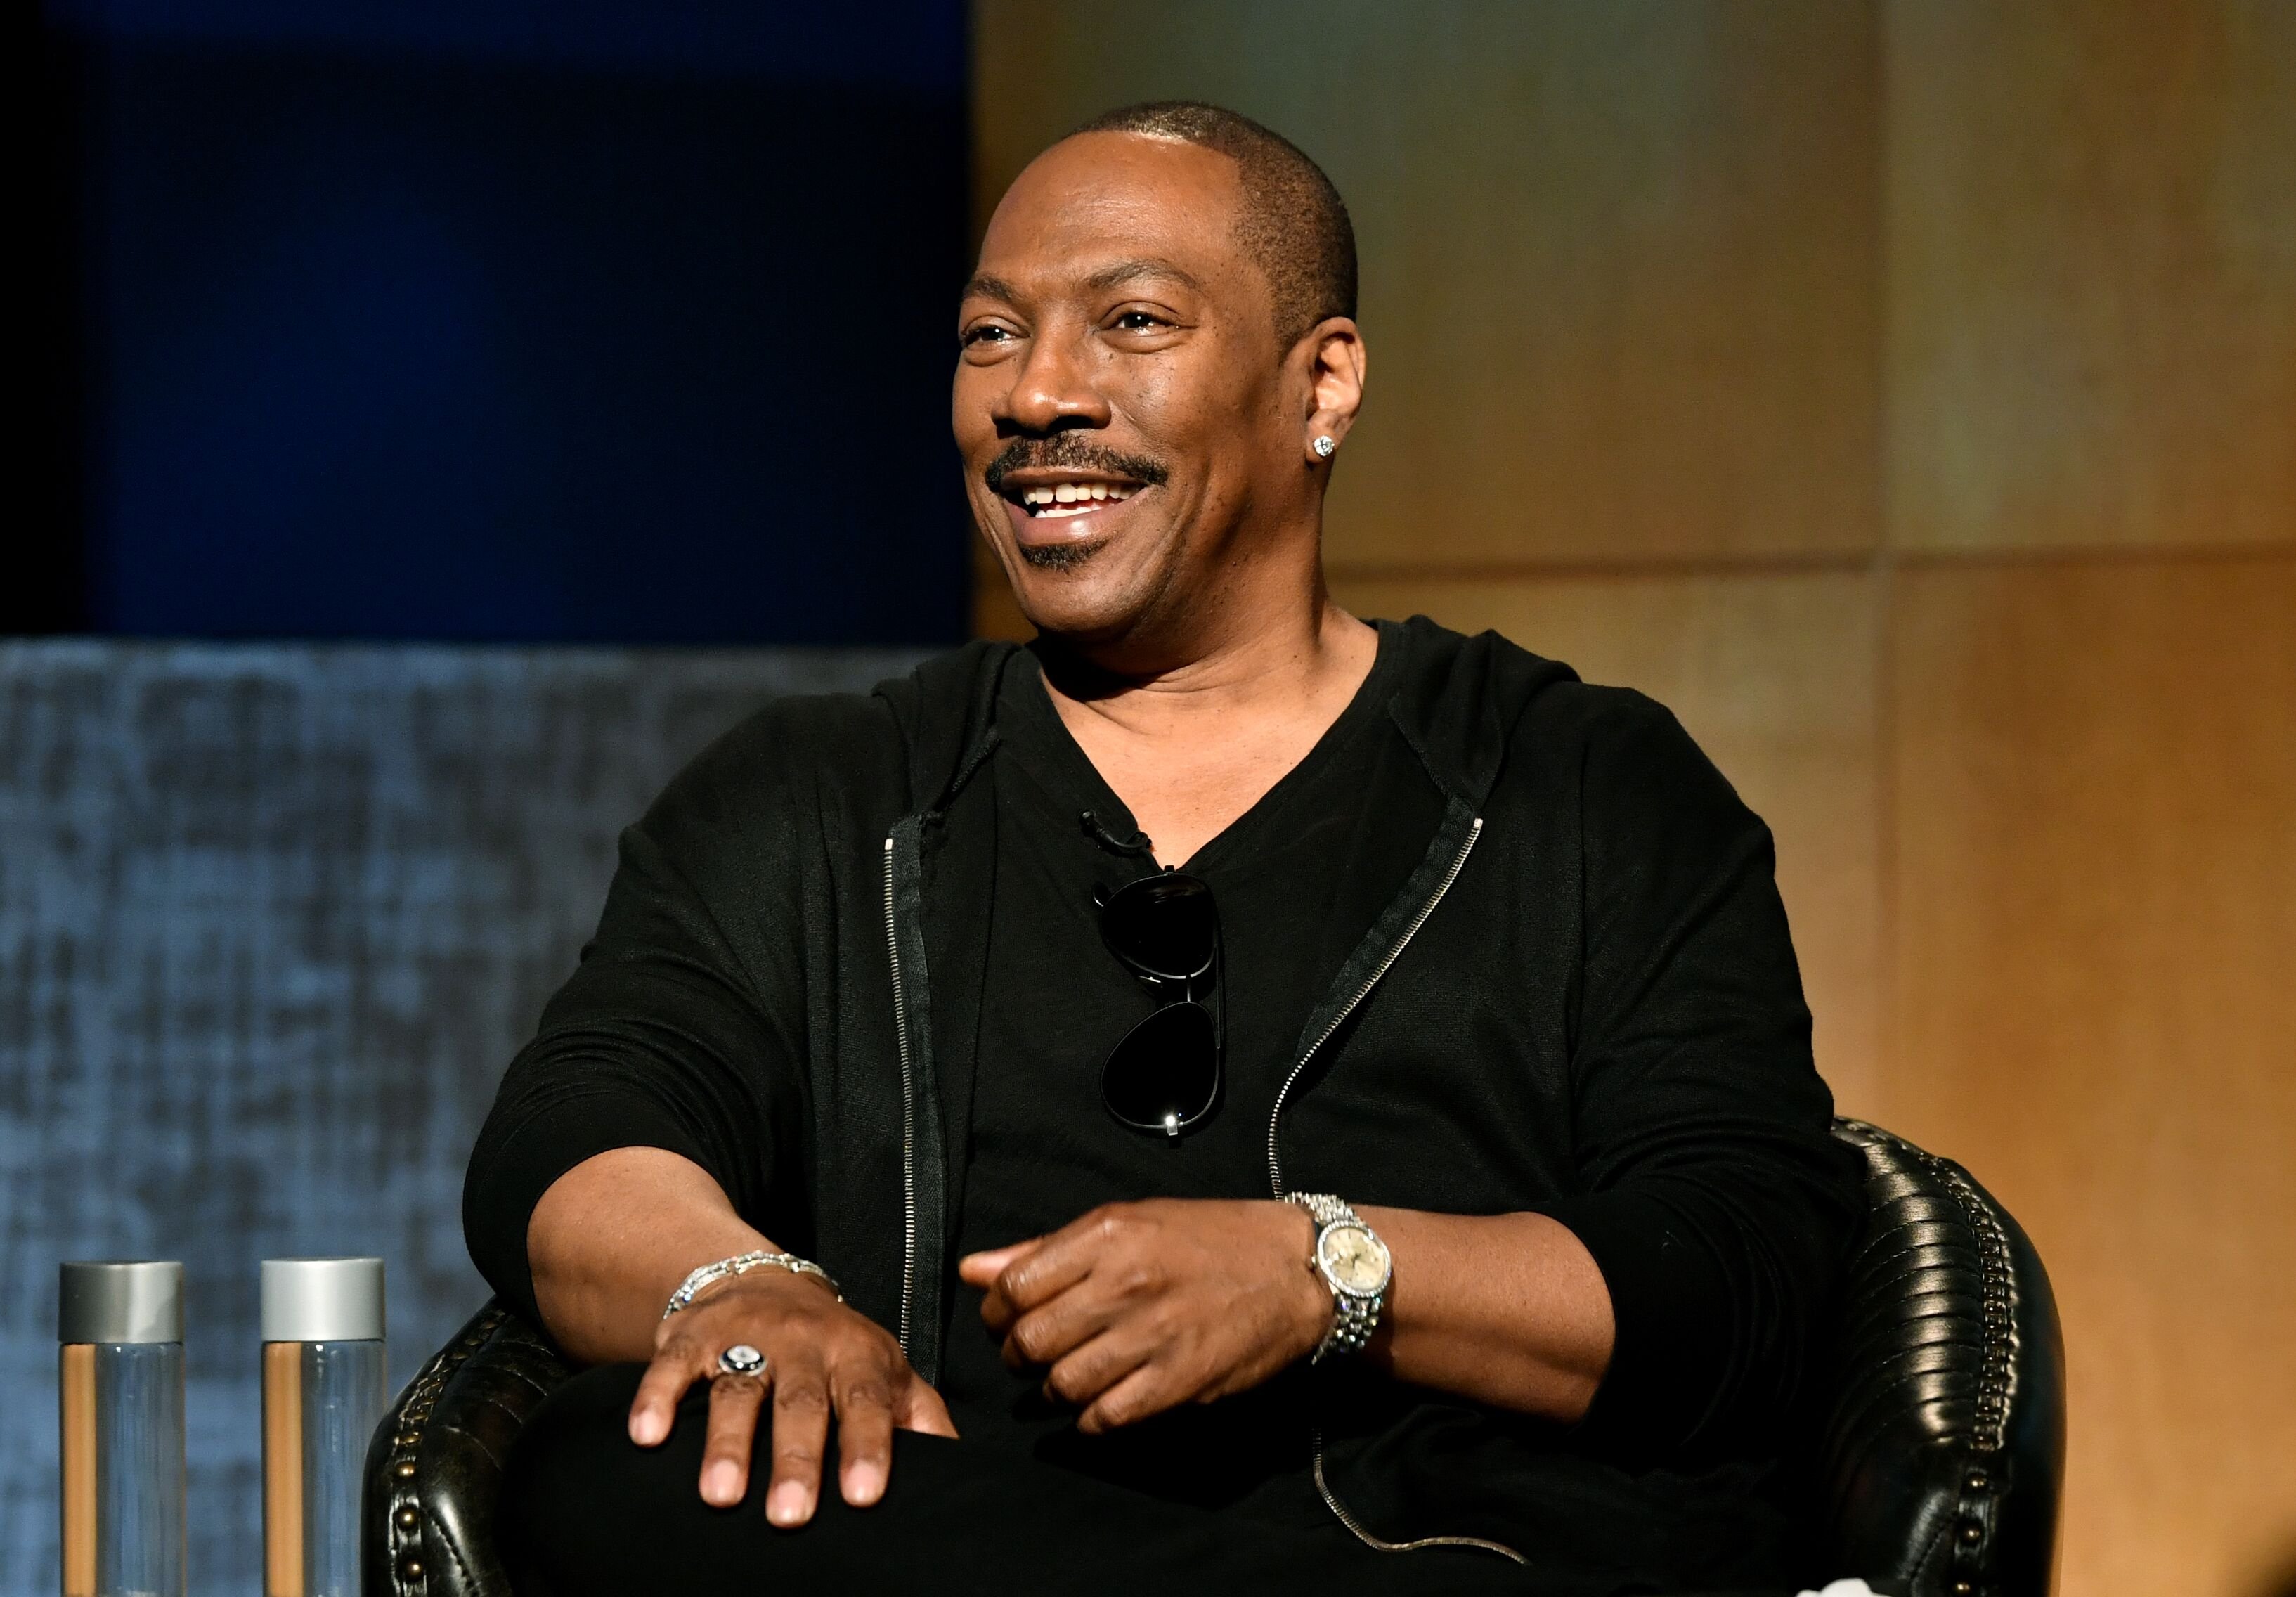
[39,1,972,644]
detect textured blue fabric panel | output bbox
[0,640,927,1593]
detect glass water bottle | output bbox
[260,1257,387,1597]
[58,1260,187,1597]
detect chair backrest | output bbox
[1820,1119,2065,1597]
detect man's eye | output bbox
[964,325,1014,347]
[1113,311,1165,332]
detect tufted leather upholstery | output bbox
[1818,1120,2065,1596]
[363,1302,572,1596]
[365,1119,2064,1596]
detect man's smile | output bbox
[1016,481,1141,519]
[992,467,1156,562]
[994,467,1149,519]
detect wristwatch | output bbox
[1285,1193,1392,1361]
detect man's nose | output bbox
[997,330,1112,436]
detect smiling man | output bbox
[469,103,1864,1596]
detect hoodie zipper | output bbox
[1266,815,1483,1196]
[1311,1435,1526,1564]
[883,834,919,1359]
[1264,813,1525,1567]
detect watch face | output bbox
[1318,1223,1392,1296]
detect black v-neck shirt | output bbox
[944,625,1442,1499]
[469,613,1862,1585]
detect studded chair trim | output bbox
[1822,1120,2066,1597]
[363,1302,572,1597]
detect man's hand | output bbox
[957,1198,1330,1435]
[626,1269,956,1526]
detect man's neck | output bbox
[1035,588,1373,737]
[1033,583,1380,868]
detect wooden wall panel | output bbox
[1888,556,2296,1597]
[975,6,2296,1589]
[1332,572,1884,1116]
[972,0,1881,579]
[1886,0,2296,552]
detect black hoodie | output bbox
[464,616,1863,1578]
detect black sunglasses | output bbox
[1095,871,1222,1141]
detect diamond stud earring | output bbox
[1311,435,1337,460]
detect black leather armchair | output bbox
[365,1120,2064,1596]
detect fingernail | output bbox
[629,1409,666,1447]
[845,1460,884,1504]
[703,1461,741,1505]
[767,1482,810,1526]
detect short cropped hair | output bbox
[1072,101,1357,347]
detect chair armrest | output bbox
[363,1300,573,1597]
[1823,1119,2067,1597]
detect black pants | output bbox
[502,1364,1605,1596]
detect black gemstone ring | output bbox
[715,1343,767,1380]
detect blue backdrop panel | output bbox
[46,0,966,90]
[0,639,926,1593]
[53,0,971,644]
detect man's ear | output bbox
[1302,317,1366,458]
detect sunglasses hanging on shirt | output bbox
[1094,870,1223,1141]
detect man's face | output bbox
[954,133,1299,642]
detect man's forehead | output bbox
[1007,129,1241,214]
[970,134,1245,297]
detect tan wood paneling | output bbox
[1886,0,2296,553]
[975,10,2296,1588]
[973,1,1881,571]
[1888,555,2296,1597]
[1332,571,1884,1117]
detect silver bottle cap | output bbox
[59,1260,185,1345]
[261,1257,385,1343]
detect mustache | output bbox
[982,435,1169,496]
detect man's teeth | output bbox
[1019,482,1136,517]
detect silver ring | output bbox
[715,1343,767,1381]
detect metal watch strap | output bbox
[663,1251,842,1319]
[1322,1285,1380,1360]
[1285,1193,1384,1361]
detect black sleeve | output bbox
[461,728,812,1335]
[1531,693,1864,1461]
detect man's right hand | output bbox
[626,1269,956,1527]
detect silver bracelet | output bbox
[662,1250,842,1319]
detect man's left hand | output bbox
[957,1198,1331,1434]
